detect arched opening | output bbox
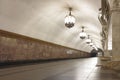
[90,48,104,57]
[90,49,98,57]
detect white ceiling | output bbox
[0,0,102,52]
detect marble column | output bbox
[111,0,120,61]
[101,24,110,57]
[104,25,110,57]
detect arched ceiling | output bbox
[0,0,102,52]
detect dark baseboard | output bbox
[0,57,88,69]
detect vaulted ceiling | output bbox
[0,0,102,52]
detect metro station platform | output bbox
[0,58,119,80]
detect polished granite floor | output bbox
[0,58,119,80]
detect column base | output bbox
[96,56,111,67]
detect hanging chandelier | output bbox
[64,8,75,28]
[79,26,87,39]
[92,45,98,51]
[89,42,94,46]
[89,39,94,46]
[86,35,91,44]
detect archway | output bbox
[90,48,104,57]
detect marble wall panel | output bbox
[0,30,90,62]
